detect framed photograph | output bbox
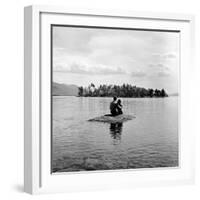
[24,5,195,194]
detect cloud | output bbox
[148,63,170,71]
[149,63,164,68]
[131,71,146,77]
[152,52,177,60]
[53,27,179,93]
[157,71,170,77]
[54,63,126,75]
[148,63,171,77]
[163,53,177,59]
[53,27,93,55]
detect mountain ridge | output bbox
[52,82,78,96]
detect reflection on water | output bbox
[109,123,123,142]
[52,96,179,173]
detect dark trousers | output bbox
[111,110,118,116]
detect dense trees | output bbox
[78,83,168,98]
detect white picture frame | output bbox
[24,5,195,194]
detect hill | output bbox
[52,82,78,96]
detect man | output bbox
[110,96,117,116]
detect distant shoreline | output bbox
[52,82,174,98]
[52,95,178,98]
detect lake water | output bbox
[52,96,178,173]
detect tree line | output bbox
[78,83,168,98]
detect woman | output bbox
[116,99,123,115]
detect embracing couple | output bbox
[110,97,123,116]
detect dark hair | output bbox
[117,99,121,104]
[113,96,117,101]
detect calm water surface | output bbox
[52,96,178,172]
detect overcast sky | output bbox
[53,26,179,94]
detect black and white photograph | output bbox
[51,25,179,173]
